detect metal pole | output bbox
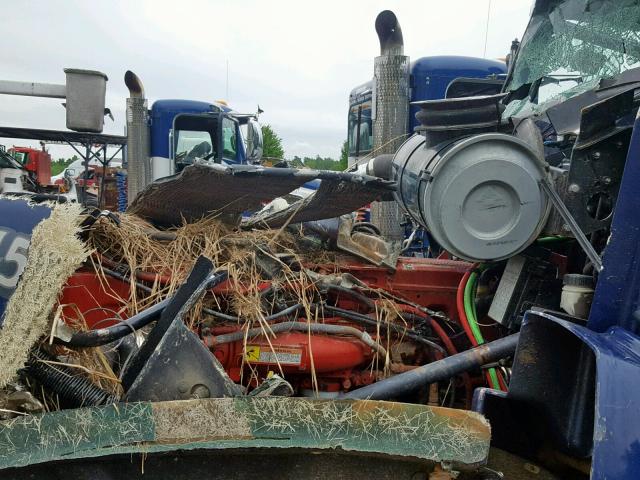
[343,333,520,400]
[83,143,91,207]
[540,178,602,271]
[0,80,66,98]
[99,144,107,209]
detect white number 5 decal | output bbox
[0,229,30,291]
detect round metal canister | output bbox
[392,133,550,261]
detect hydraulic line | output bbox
[59,272,228,347]
[202,303,304,323]
[464,270,503,391]
[396,304,474,406]
[320,304,447,356]
[209,321,387,358]
[327,285,375,311]
[58,298,169,347]
[457,270,478,347]
[343,333,519,400]
[457,269,499,389]
[96,252,172,285]
[536,236,571,244]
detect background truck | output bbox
[0,144,56,195]
[124,70,264,202]
[347,56,506,167]
[0,70,264,206]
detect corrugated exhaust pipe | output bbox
[125,70,151,204]
[370,10,409,241]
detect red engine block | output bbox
[58,257,470,394]
[206,324,378,393]
[328,256,470,318]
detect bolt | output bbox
[569,183,581,193]
[190,384,211,399]
[592,151,601,160]
[177,381,189,394]
[603,176,612,185]
[563,224,571,232]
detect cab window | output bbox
[173,114,218,169]
[175,130,212,161]
[347,103,373,157]
[222,117,237,160]
[359,106,372,153]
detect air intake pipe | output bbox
[124,70,151,204]
[369,10,410,241]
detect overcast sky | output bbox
[1,0,532,160]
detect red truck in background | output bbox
[8,145,52,187]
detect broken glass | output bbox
[505,0,640,108]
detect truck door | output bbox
[172,114,219,171]
[171,113,242,170]
[220,115,241,164]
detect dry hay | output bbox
[88,213,317,322]
[0,203,89,388]
[87,213,325,387]
[78,213,412,393]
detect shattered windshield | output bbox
[505,0,640,105]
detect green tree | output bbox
[51,155,78,175]
[302,155,345,171]
[339,140,348,170]
[261,124,285,161]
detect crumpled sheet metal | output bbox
[242,172,394,229]
[127,163,395,227]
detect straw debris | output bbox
[0,203,89,388]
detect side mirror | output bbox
[246,119,263,164]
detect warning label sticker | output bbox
[245,345,302,365]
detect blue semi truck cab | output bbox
[148,99,263,180]
[347,55,506,166]
[123,70,264,187]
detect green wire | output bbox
[464,271,501,390]
[536,236,571,244]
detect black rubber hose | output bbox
[327,285,375,311]
[25,348,117,407]
[102,266,152,293]
[342,333,519,400]
[59,272,228,347]
[212,321,387,358]
[203,303,304,322]
[58,298,169,347]
[318,304,447,356]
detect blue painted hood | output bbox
[0,198,52,323]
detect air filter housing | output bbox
[392,132,550,261]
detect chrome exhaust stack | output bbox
[125,70,151,204]
[370,10,410,241]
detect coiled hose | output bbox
[25,348,117,407]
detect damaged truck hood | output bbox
[128,163,395,228]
